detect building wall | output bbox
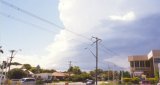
[129,60,152,77]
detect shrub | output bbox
[36,79,44,85]
[147,78,158,84]
[123,78,132,83]
[131,77,140,84]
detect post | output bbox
[92,37,101,85]
[0,46,3,84]
[68,61,72,81]
[8,50,15,72]
[108,65,110,81]
[96,38,98,85]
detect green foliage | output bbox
[123,77,140,84]
[131,77,140,84]
[123,78,132,83]
[71,72,92,82]
[36,79,44,84]
[7,68,27,79]
[123,71,131,78]
[147,78,158,84]
[30,66,56,74]
[68,66,81,74]
[22,64,32,70]
[41,69,56,73]
[30,67,37,73]
[155,71,159,79]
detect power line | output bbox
[0,12,92,47]
[100,43,122,57]
[0,0,91,41]
[0,12,56,34]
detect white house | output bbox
[34,73,52,80]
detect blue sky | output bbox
[0,0,160,71]
[0,0,62,55]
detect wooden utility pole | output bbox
[68,61,72,80]
[92,37,101,85]
[8,50,15,72]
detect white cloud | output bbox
[109,11,135,21]
[39,0,158,70]
[7,0,160,71]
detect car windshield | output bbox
[22,78,35,82]
[25,79,35,82]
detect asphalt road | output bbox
[45,82,86,85]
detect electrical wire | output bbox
[0,12,56,34]
[100,43,122,57]
[0,0,91,41]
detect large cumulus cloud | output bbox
[15,0,160,71]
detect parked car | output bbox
[86,79,95,85]
[140,80,151,85]
[20,78,36,85]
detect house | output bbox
[128,50,160,77]
[33,73,52,80]
[52,72,69,80]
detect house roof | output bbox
[128,50,160,61]
[52,72,68,77]
[128,55,148,61]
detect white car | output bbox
[20,78,36,85]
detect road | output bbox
[45,82,86,85]
[45,81,109,85]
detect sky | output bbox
[0,0,160,71]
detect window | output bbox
[140,61,145,67]
[135,61,139,67]
[145,61,150,67]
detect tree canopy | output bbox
[22,64,32,70]
[7,68,27,79]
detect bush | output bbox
[147,78,158,84]
[123,78,132,83]
[36,79,44,85]
[131,77,140,84]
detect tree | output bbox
[71,72,92,82]
[22,64,32,70]
[11,62,22,65]
[68,66,82,74]
[123,71,131,78]
[7,68,27,79]
[30,67,37,73]
[41,69,56,73]
[89,69,104,77]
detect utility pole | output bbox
[68,61,72,81]
[121,70,123,83]
[92,37,101,85]
[113,64,116,81]
[108,65,110,81]
[8,50,16,72]
[0,46,4,85]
